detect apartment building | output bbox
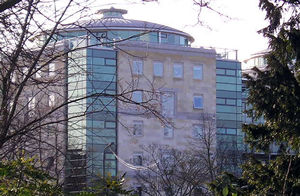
[60,7,218,192]
[2,6,245,193]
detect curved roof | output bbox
[64,7,194,42]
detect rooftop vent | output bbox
[98,7,128,19]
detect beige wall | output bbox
[117,47,216,176]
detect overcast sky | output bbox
[92,0,269,62]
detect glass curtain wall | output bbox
[216,59,243,174]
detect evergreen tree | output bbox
[210,0,300,195]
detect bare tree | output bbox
[134,144,208,196]
[0,0,164,192]
[133,114,243,195]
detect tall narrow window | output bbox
[49,63,55,76]
[132,91,143,103]
[161,92,175,117]
[133,121,143,136]
[173,63,183,78]
[193,124,203,138]
[133,60,143,75]
[193,96,203,109]
[49,94,55,107]
[179,36,186,45]
[153,61,163,77]
[193,65,203,80]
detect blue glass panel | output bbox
[93,66,116,74]
[105,122,116,128]
[167,34,175,45]
[217,76,237,84]
[91,49,116,58]
[217,98,225,104]
[217,105,237,113]
[226,69,236,76]
[226,99,236,105]
[105,59,116,66]
[92,73,116,82]
[216,68,225,75]
[217,83,237,91]
[227,128,237,135]
[217,91,239,98]
[217,128,226,134]
[92,57,105,65]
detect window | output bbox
[226,69,235,76]
[49,63,55,76]
[193,65,203,80]
[133,60,143,75]
[161,92,175,117]
[216,68,225,75]
[193,124,203,138]
[133,153,143,166]
[227,128,237,135]
[173,63,183,78]
[49,94,55,107]
[226,99,236,105]
[161,33,167,38]
[28,96,36,110]
[179,36,186,45]
[193,96,203,109]
[132,91,143,103]
[164,126,173,138]
[133,121,143,136]
[160,32,168,43]
[153,61,163,77]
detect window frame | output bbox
[133,60,143,75]
[173,63,183,78]
[193,95,203,109]
[153,61,164,77]
[193,64,203,80]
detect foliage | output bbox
[77,173,135,196]
[210,0,300,195]
[0,156,62,196]
[208,172,247,196]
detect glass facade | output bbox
[53,30,189,47]
[216,59,243,174]
[66,47,117,190]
